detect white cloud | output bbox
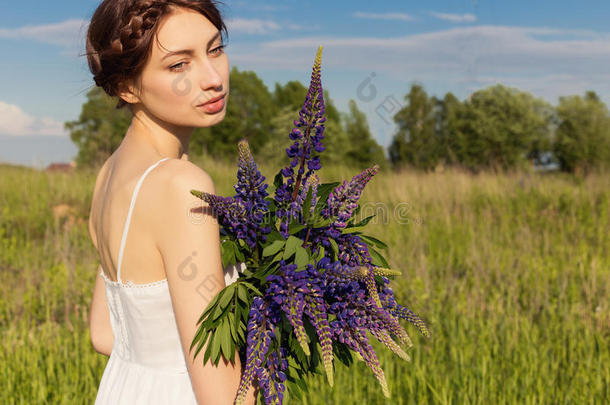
[0,19,88,47]
[228,25,610,105]
[227,18,281,34]
[353,12,415,22]
[429,12,477,23]
[0,101,66,136]
[232,1,287,12]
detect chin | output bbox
[200,109,226,124]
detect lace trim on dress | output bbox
[100,269,168,289]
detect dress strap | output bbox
[116,157,170,283]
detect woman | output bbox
[85,1,256,403]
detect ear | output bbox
[117,79,141,104]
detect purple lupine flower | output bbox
[233,140,272,248]
[323,164,380,231]
[235,296,276,405]
[328,317,389,397]
[266,262,335,387]
[234,140,270,213]
[191,140,270,250]
[336,233,374,267]
[298,173,319,218]
[352,329,390,398]
[190,191,248,233]
[275,46,327,238]
[370,328,410,361]
[379,283,430,338]
[302,287,335,387]
[256,348,288,404]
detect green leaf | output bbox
[263,240,285,257]
[212,299,230,321]
[313,182,340,216]
[294,245,309,271]
[196,289,222,324]
[265,227,283,243]
[273,170,283,190]
[271,250,284,263]
[359,234,389,250]
[341,226,365,234]
[352,213,375,228]
[237,323,245,341]
[311,216,335,228]
[288,222,307,234]
[228,312,237,342]
[302,185,314,222]
[368,246,390,268]
[241,281,263,296]
[210,328,222,365]
[237,283,249,303]
[192,330,210,359]
[219,319,232,361]
[234,248,245,262]
[283,235,301,260]
[220,240,236,268]
[218,284,236,310]
[328,238,339,261]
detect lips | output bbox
[197,94,225,106]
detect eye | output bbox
[169,61,188,72]
[210,44,226,56]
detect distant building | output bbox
[45,161,76,173]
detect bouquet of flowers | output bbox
[190,46,429,405]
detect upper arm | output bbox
[155,161,246,404]
[88,160,112,354]
[89,265,113,356]
[88,158,110,251]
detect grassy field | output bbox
[0,157,608,404]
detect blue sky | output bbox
[1,0,610,167]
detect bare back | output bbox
[89,151,175,285]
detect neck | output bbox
[125,104,194,161]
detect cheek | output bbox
[142,72,192,106]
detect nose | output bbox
[198,58,223,94]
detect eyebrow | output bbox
[161,31,222,61]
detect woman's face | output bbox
[124,7,230,128]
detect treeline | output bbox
[66,68,610,174]
[390,83,610,174]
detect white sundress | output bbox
[94,157,244,404]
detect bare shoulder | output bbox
[151,158,218,239]
[145,159,217,248]
[156,159,216,198]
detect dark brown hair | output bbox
[86,0,228,109]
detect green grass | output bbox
[0,158,608,404]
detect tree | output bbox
[341,99,386,167]
[64,86,131,168]
[553,91,610,174]
[435,92,462,166]
[452,84,552,172]
[388,83,440,170]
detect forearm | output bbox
[91,330,114,357]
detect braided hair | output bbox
[86,0,228,109]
